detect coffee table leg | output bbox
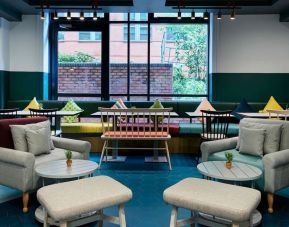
[251,180,255,188]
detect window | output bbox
[123,25,148,41]
[58,32,65,41]
[53,13,209,101]
[79,32,101,41]
[123,26,136,41]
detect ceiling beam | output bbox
[0,3,22,21]
[166,0,274,7]
[25,0,133,7]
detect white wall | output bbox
[9,15,49,72]
[213,14,289,73]
[0,18,10,71]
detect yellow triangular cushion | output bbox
[24,97,40,111]
[261,96,284,113]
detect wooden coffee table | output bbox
[35,159,99,225]
[197,161,262,226]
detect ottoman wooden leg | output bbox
[118,204,126,227]
[44,210,50,227]
[170,206,178,227]
[190,211,195,227]
[99,141,108,168]
[98,210,103,227]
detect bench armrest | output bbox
[201,137,239,162]
[263,149,289,193]
[0,147,35,191]
[52,137,91,160]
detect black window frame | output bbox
[50,13,210,101]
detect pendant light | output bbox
[230,8,236,20]
[93,11,98,21]
[203,10,209,20]
[80,11,85,20]
[217,10,222,20]
[53,11,58,20]
[177,7,181,20]
[67,11,72,20]
[191,10,195,20]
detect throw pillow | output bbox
[24,97,40,111]
[239,127,265,157]
[260,96,284,113]
[61,99,83,123]
[10,120,54,152]
[111,98,127,109]
[150,99,164,123]
[195,98,215,122]
[232,98,255,120]
[237,121,281,154]
[25,128,51,155]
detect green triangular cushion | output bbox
[150,99,164,123]
[61,99,83,123]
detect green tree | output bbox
[58,52,98,63]
[164,24,208,95]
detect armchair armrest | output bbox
[0,147,35,191]
[0,147,35,168]
[52,137,91,160]
[263,149,289,193]
[201,137,238,162]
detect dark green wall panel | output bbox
[8,72,49,101]
[211,73,289,103]
[0,71,8,109]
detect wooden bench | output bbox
[99,107,173,170]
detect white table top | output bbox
[91,111,178,117]
[0,110,82,116]
[197,161,262,182]
[186,112,235,118]
[35,159,98,179]
[238,112,288,118]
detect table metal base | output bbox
[199,209,262,226]
[102,156,127,162]
[145,156,168,163]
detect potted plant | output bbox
[225,152,233,169]
[65,150,73,167]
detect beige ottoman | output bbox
[37,176,132,227]
[163,178,261,227]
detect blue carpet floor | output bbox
[0,154,288,227]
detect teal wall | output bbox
[211,73,289,102]
[0,71,9,109]
[8,72,49,101]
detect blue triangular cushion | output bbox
[232,98,255,120]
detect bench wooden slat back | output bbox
[99,108,172,138]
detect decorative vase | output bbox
[225,161,232,169]
[66,159,72,167]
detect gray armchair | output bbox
[201,118,289,214]
[0,136,91,213]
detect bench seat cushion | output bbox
[37,176,132,222]
[61,122,112,134]
[102,131,170,139]
[163,178,261,223]
[179,123,239,135]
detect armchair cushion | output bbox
[0,117,47,149]
[237,121,282,154]
[239,127,265,157]
[25,127,51,156]
[10,120,54,153]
